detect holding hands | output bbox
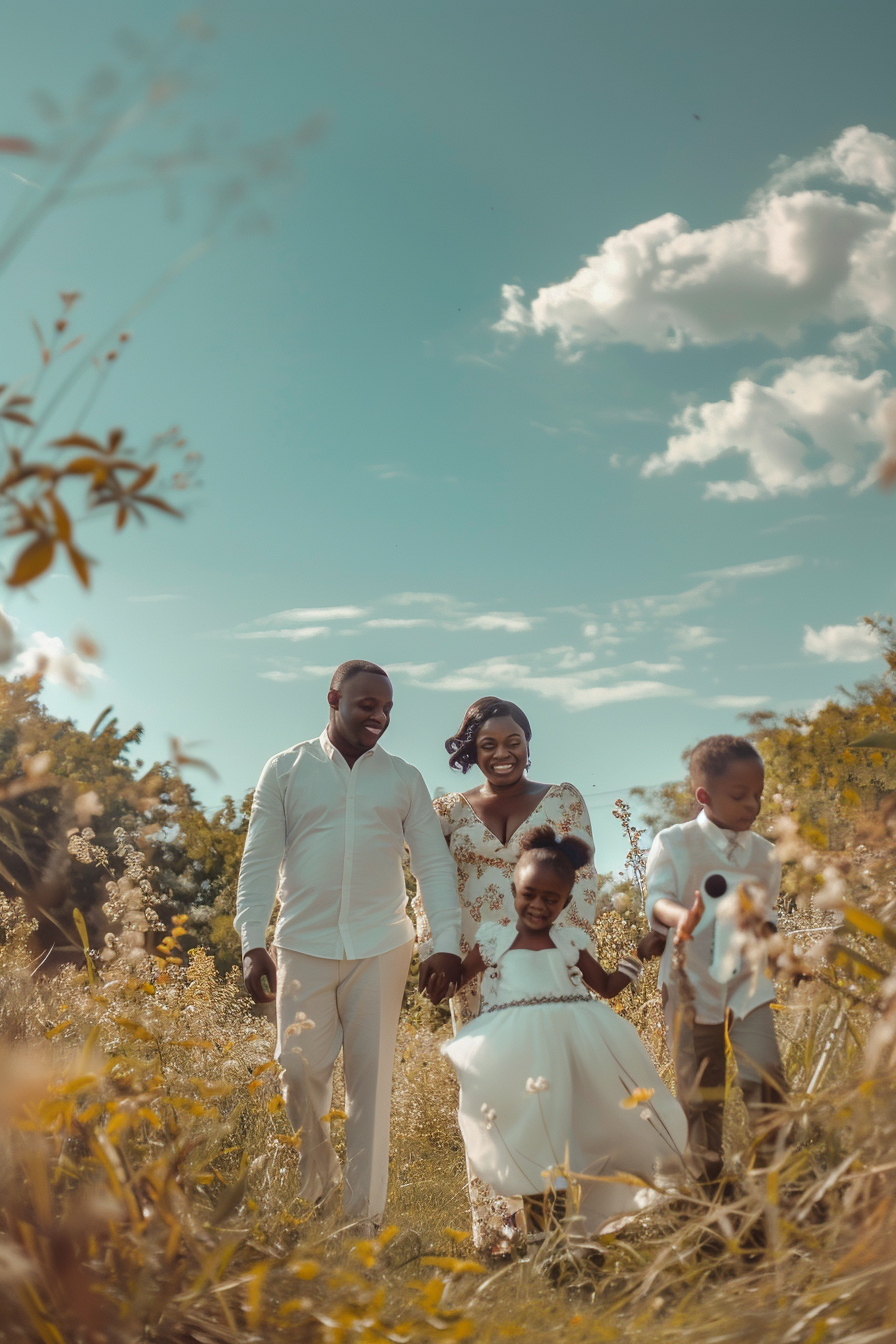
[418,952,462,1004]
[637,889,705,961]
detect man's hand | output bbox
[418,952,462,1005]
[243,947,277,1003]
[674,891,705,946]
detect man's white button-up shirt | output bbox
[234,730,462,961]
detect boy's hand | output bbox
[637,929,667,961]
[674,891,704,946]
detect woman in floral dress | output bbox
[414,696,601,1252]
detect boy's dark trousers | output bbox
[663,992,787,1185]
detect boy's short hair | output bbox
[689,735,763,787]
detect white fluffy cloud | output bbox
[496,126,896,352]
[764,124,896,198]
[643,354,891,499]
[496,125,896,501]
[13,632,103,690]
[803,621,884,662]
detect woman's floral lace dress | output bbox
[414,782,601,1251]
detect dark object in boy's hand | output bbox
[637,930,667,962]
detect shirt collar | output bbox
[319,726,377,763]
[697,807,748,859]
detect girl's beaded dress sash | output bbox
[483,992,589,1014]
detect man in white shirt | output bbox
[644,735,786,1183]
[235,660,462,1226]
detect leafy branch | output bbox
[0,294,194,587]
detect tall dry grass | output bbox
[1,772,896,1342]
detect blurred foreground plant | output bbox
[0,16,322,591]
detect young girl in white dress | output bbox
[441,825,690,1237]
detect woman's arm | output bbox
[577,949,641,999]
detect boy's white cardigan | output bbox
[644,809,781,1025]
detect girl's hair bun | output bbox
[517,824,593,874]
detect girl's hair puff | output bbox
[515,824,592,883]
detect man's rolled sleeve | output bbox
[644,832,685,932]
[234,758,287,956]
[403,771,461,957]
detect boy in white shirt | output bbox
[645,735,786,1184]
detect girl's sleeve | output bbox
[476,922,501,967]
[562,926,593,965]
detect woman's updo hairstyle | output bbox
[445,696,532,774]
[515,824,592,883]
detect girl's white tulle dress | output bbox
[442,924,687,1232]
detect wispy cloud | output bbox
[386,655,689,712]
[261,606,366,623]
[363,617,434,629]
[386,591,474,610]
[700,694,769,709]
[455,352,503,370]
[615,555,801,626]
[368,464,416,480]
[612,581,717,623]
[669,624,722,651]
[259,670,302,682]
[582,620,624,647]
[763,514,827,534]
[376,592,536,633]
[460,612,534,632]
[693,556,802,580]
[597,407,664,424]
[237,626,330,641]
[544,646,595,670]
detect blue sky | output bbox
[2,0,895,873]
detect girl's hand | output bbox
[674,890,704,946]
[637,929,667,961]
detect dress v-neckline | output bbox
[458,784,556,848]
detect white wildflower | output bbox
[526,1076,550,1094]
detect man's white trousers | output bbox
[274,941,413,1223]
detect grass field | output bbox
[2,864,896,1344]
